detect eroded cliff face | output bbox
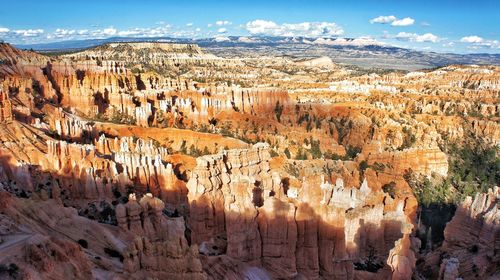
[0,189,207,280]
[117,193,206,279]
[185,143,418,279]
[419,187,499,280]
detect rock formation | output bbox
[0,41,498,279]
[0,89,12,123]
[424,187,499,279]
[118,193,207,279]
[185,143,417,279]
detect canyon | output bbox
[0,41,498,280]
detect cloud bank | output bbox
[395,32,440,43]
[370,15,415,26]
[245,20,343,37]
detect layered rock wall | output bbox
[437,187,499,279]
[187,144,417,279]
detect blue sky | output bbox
[0,0,498,53]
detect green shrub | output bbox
[359,160,369,172]
[284,148,291,159]
[270,149,279,157]
[274,101,284,122]
[399,127,416,150]
[345,146,361,160]
[382,181,397,199]
[295,148,308,160]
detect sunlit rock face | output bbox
[0,41,498,279]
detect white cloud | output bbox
[395,32,440,43]
[245,19,343,37]
[54,28,76,37]
[395,32,414,40]
[84,25,172,39]
[460,35,483,43]
[215,20,231,26]
[370,15,414,26]
[217,27,227,33]
[207,23,213,27]
[391,17,415,26]
[0,25,180,43]
[186,23,193,27]
[246,20,278,34]
[480,40,500,49]
[415,33,439,42]
[460,36,499,49]
[13,29,44,37]
[370,15,396,24]
[117,29,143,36]
[49,28,90,39]
[103,27,117,36]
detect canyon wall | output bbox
[186,143,418,279]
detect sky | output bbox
[0,0,498,53]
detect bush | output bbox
[405,138,499,206]
[359,160,369,172]
[413,176,451,207]
[78,239,88,248]
[372,162,386,172]
[284,148,291,159]
[109,109,136,125]
[399,127,416,150]
[469,244,479,254]
[179,140,187,154]
[295,148,308,160]
[104,247,124,262]
[269,149,279,157]
[345,146,361,160]
[274,101,284,122]
[0,263,19,277]
[324,150,343,160]
[189,144,201,156]
[310,138,322,159]
[382,182,397,199]
[448,142,499,200]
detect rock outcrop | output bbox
[117,193,207,279]
[420,187,499,279]
[187,144,417,279]
[0,89,12,123]
[438,188,499,279]
[187,143,276,245]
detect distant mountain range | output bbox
[14,36,500,71]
